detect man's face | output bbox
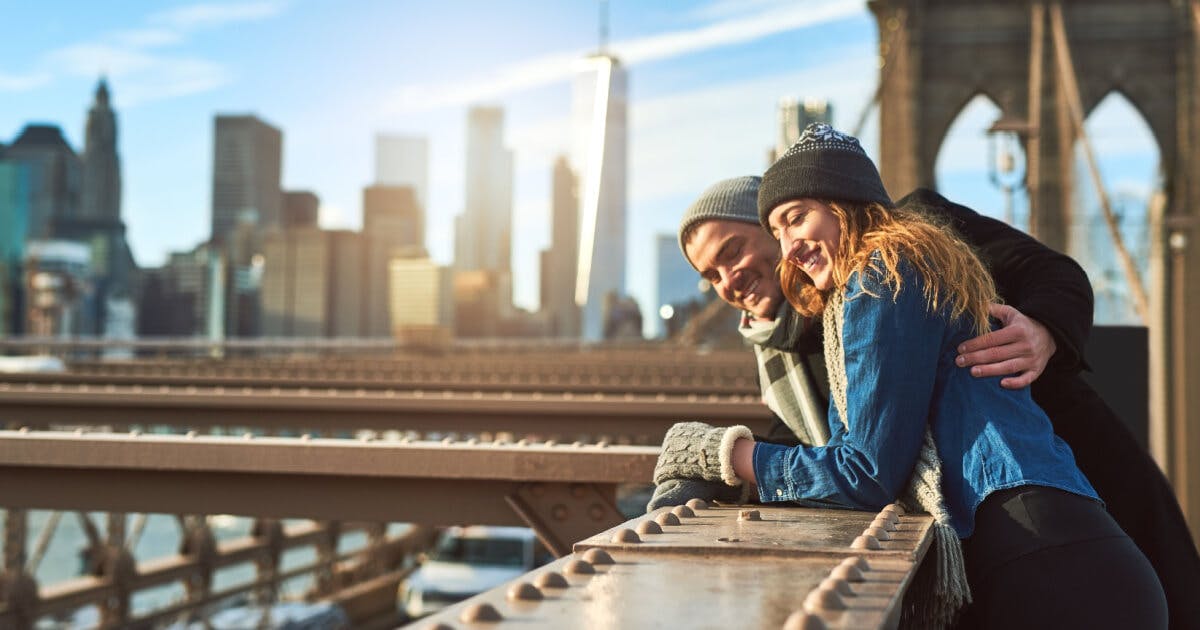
[684,219,784,320]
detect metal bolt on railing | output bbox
[783,610,828,630]
[563,559,595,575]
[611,528,641,543]
[580,549,614,565]
[533,571,568,589]
[460,602,502,623]
[671,505,695,518]
[506,581,543,601]
[738,509,762,522]
[635,520,663,536]
[655,512,681,527]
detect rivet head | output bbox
[830,564,865,582]
[851,534,881,550]
[581,548,615,565]
[506,581,543,601]
[803,587,846,612]
[738,509,762,521]
[611,528,641,543]
[636,520,663,535]
[883,503,906,516]
[840,556,870,571]
[564,559,596,574]
[685,498,708,510]
[871,515,898,531]
[588,504,607,521]
[552,505,569,521]
[670,505,695,518]
[864,526,892,541]
[819,577,854,597]
[654,512,681,526]
[783,610,828,630]
[459,602,502,623]
[534,571,568,588]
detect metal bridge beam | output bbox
[0,431,657,525]
[0,385,771,442]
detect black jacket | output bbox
[770,188,1199,628]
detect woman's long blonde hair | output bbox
[778,200,997,336]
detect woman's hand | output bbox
[955,303,1057,389]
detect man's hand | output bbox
[955,303,1057,390]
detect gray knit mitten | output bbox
[653,421,754,486]
[646,478,750,513]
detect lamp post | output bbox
[986,115,1031,227]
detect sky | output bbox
[0,0,1161,333]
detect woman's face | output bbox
[767,198,842,291]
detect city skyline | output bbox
[0,1,1161,330]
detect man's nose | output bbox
[717,267,734,289]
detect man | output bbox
[658,175,1199,629]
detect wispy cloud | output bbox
[148,0,289,31]
[2,1,289,103]
[0,70,53,92]
[619,0,861,65]
[382,0,863,115]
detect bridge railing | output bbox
[415,499,935,630]
[0,431,658,629]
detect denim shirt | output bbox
[751,258,1098,538]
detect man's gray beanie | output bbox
[678,175,762,264]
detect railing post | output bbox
[313,521,341,597]
[180,516,216,612]
[2,509,39,630]
[251,518,284,607]
[97,512,134,629]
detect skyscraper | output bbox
[80,78,121,222]
[2,124,81,240]
[389,256,454,346]
[571,53,628,341]
[67,79,138,319]
[281,191,319,229]
[773,98,833,163]
[375,134,429,210]
[453,106,513,337]
[363,184,424,336]
[655,233,702,338]
[540,155,580,337]
[260,227,363,338]
[456,107,513,275]
[0,161,30,334]
[210,115,282,245]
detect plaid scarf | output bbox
[738,302,831,447]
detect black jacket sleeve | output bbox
[895,188,1094,374]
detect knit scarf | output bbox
[739,303,831,447]
[822,289,971,628]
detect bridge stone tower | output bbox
[869,0,1200,541]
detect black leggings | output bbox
[957,485,1167,629]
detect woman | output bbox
[653,124,1166,628]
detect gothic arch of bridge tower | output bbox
[869,0,1200,543]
